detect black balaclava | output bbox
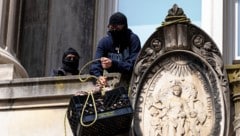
[62,47,80,74]
[108,12,130,50]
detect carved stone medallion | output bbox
[129,4,231,136]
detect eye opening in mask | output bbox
[108,24,124,31]
[65,54,79,61]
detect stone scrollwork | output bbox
[191,34,224,79]
[130,38,163,105]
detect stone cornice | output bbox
[0,73,121,110]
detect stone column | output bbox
[0,0,22,56]
[0,0,28,79]
[93,0,118,56]
[226,64,240,135]
[6,0,22,56]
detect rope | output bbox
[64,58,106,136]
[78,58,108,95]
[80,91,98,127]
[64,111,68,136]
[78,58,101,82]
[161,15,190,26]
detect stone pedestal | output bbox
[0,64,14,80]
[226,64,240,135]
[0,48,28,78]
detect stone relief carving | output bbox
[134,54,213,136]
[148,82,208,136]
[130,4,231,136]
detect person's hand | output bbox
[96,76,107,88]
[98,76,107,85]
[101,57,112,69]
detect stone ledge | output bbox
[0,95,71,110]
[0,73,121,110]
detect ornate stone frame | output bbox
[129,5,231,136]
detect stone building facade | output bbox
[0,0,117,77]
[0,0,239,136]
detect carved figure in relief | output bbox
[134,39,162,79]
[186,86,207,136]
[201,42,224,77]
[134,47,154,85]
[151,38,162,56]
[148,97,166,136]
[161,84,190,136]
[134,43,160,83]
[131,39,163,99]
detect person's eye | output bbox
[66,57,77,61]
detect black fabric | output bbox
[109,29,131,50]
[62,60,79,73]
[62,48,80,73]
[51,47,80,76]
[62,47,80,62]
[51,68,79,76]
[108,12,128,28]
[108,12,130,50]
[52,68,66,76]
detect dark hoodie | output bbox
[90,12,141,79]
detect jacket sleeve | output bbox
[109,34,141,74]
[89,37,108,77]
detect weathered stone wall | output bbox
[19,0,96,77]
[0,73,120,136]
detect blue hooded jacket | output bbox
[90,29,141,77]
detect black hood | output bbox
[108,12,128,29]
[62,48,80,74]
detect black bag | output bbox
[67,87,133,136]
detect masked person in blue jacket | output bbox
[90,12,141,88]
